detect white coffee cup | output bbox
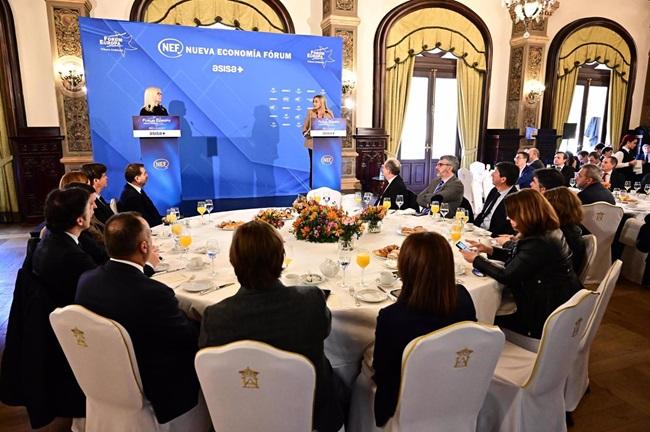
[379,271,398,286]
[284,273,300,284]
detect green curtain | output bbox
[457,60,484,168]
[0,88,19,222]
[608,73,627,148]
[551,68,578,141]
[385,56,415,157]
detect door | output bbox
[399,51,459,194]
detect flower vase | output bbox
[338,237,355,251]
[368,220,382,234]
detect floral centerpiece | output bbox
[292,202,345,243]
[360,205,387,233]
[337,216,365,248]
[291,195,310,213]
[255,209,285,229]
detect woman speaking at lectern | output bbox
[302,94,333,188]
[140,86,168,116]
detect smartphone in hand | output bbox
[455,241,470,251]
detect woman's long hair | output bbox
[544,186,583,226]
[504,189,560,237]
[397,232,457,316]
[142,86,162,111]
[312,94,331,115]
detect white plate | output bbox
[186,262,206,271]
[183,279,213,292]
[154,262,170,272]
[356,289,387,303]
[301,273,325,285]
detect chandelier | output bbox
[502,1,559,38]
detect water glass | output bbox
[569,178,576,188]
[205,240,220,276]
[205,199,214,221]
[354,191,362,205]
[363,192,372,207]
[197,201,206,224]
[645,184,650,195]
[395,194,404,210]
[624,181,631,192]
[440,203,450,219]
[634,182,641,193]
[338,243,353,289]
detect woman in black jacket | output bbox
[372,232,476,426]
[544,187,587,275]
[461,189,581,339]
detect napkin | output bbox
[152,272,192,289]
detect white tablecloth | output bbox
[151,208,503,385]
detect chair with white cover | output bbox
[457,168,474,211]
[469,162,487,213]
[578,234,598,285]
[618,218,647,284]
[49,305,209,432]
[482,171,494,201]
[307,187,342,206]
[109,198,118,214]
[477,289,598,432]
[348,322,505,432]
[581,203,624,284]
[565,260,622,412]
[195,340,316,432]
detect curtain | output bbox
[144,0,287,32]
[608,74,627,148]
[551,68,578,140]
[0,87,19,222]
[385,56,415,157]
[456,60,483,168]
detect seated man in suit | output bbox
[576,150,589,169]
[118,163,162,228]
[588,151,600,166]
[474,161,518,237]
[75,212,202,426]
[374,158,418,211]
[514,151,534,189]
[600,156,626,191]
[530,168,566,194]
[81,162,115,224]
[526,147,545,170]
[638,143,650,178]
[416,155,464,217]
[554,151,575,186]
[576,164,616,205]
[199,220,345,432]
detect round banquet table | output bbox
[151,207,503,385]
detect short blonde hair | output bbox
[143,86,162,111]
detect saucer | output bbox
[375,278,396,288]
[383,260,398,270]
[356,289,387,303]
[301,273,325,285]
[183,279,213,292]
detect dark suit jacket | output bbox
[372,287,477,427]
[0,238,86,427]
[559,165,576,187]
[637,214,650,286]
[604,170,626,191]
[75,261,199,424]
[517,164,535,189]
[199,282,344,432]
[93,196,115,224]
[375,175,418,210]
[529,160,545,170]
[416,175,464,216]
[562,224,586,274]
[577,182,616,205]
[117,184,162,228]
[474,186,517,237]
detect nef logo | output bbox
[320,155,334,165]
[153,159,169,170]
[158,38,184,58]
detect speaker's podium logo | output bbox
[153,159,170,170]
[320,155,334,166]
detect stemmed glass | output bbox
[197,201,206,224]
[283,243,294,269]
[205,240,220,276]
[624,181,632,193]
[172,207,181,221]
[395,194,404,211]
[633,181,641,194]
[645,184,650,195]
[338,242,353,289]
[430,200,440,219]
[165,208,177,237]
[382,197,391,210]
[363,192,372,207]
[356,248,370,288]
[170,222,183,252]
[354,192,362,207]
[450,222,462,243]
[205,199,214,222]
[613,188,622,201]
[178,227,192,260]
[440,203,450,219]
[569,177,576,188]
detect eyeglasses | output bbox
[436,162,452,167]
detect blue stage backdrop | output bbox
[78,17,342,210]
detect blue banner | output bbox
[79,18,342,208]
[311,118,345,189]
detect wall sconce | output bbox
[54,55,85,96]
[524,79,545,104]
[342,69,357,95]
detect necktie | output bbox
[433,180,445,195]
[479,193,498,223]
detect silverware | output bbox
[377,285,397,301]
[154,267,184,276]
[198,282,235,296]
